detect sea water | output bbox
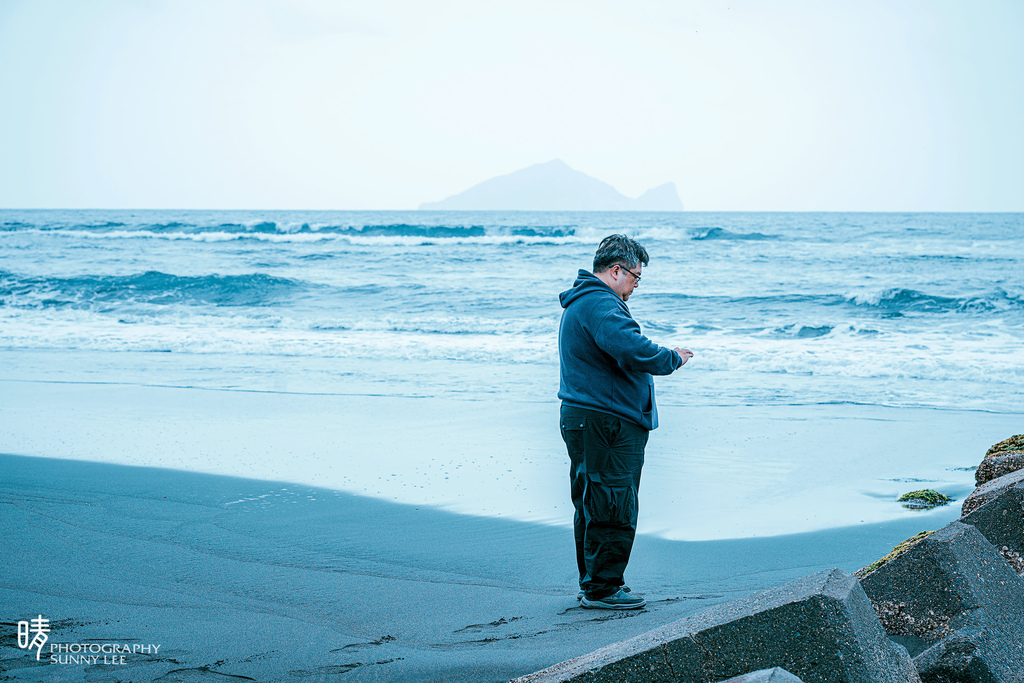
[2,210,1023,538]
[3,209,1021,411]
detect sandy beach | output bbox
[3,378,1020,681]
[0,452,978,682]
[2,376,1014,540]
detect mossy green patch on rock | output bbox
[856,530,935,578]
[985,434,1024,458]
[897,489,952,509]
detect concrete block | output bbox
[717,668,805,683]
[913,626,1002,683]
[961,468,1024,517]
[975,451,1024,486]
[960,482,1024,561]
[511,568,919,683]
[859,521,1024,682]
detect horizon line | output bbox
[3,207,1023,214]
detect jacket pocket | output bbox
[584,472,637,526]
[640,377,655,420]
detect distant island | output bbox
[418,159,684,211]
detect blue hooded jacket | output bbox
[558,269,683,430]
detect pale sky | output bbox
[1,0,1022,211]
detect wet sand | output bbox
[2,379,1015,540]
[1,453,968,682]
[2,378,1018,680]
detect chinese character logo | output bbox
[17,616,50,661]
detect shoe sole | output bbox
[580,597,646,610]
[578,586,630,601]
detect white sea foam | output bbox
[4,226,595,247]
[2,209,1022,411]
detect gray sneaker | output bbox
[580,588,645,610]
[578,585,630,601]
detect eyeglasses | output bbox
[617,265,641,284]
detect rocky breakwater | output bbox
[510,434,1024,683]
[854,433,1024,682]
[857,522,1024,681]
[960,433,1024,575]
[511,568,920,683]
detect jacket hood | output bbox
[559,269,620,309]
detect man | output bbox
[558,234,692,610]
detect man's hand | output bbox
[674,348,694,365]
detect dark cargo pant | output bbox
[560,404,648,600]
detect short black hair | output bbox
[593,234,649,273]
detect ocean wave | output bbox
[338,224,488,238]
[81,220,128,229]
[692,227,780,241]
[7,225,586,246]
[3,307,1022,388]
[5,219,576,236]
[161,221,280,234]
[843,288,1023,315]
[311,315,554,336]
[0,270,309,309]
[682,321,882,340]
[768,323,834,338]
[619,287,1024,328]
[0,311,559,365]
